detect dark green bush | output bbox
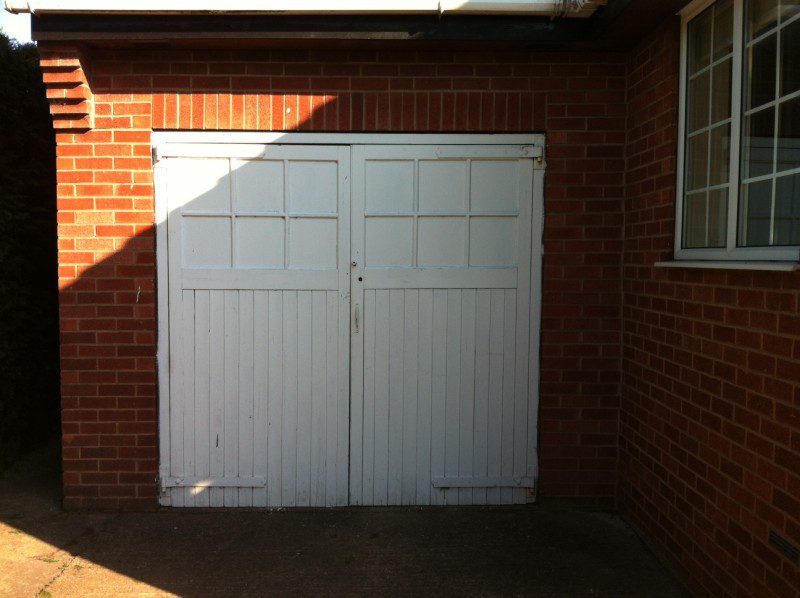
[0,31,59,470]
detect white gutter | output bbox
[3,0,596,16]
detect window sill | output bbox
[655,260,800,272]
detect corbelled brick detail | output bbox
[621,18,800,598]
[40,45,94,130]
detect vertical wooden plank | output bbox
[402,289,419,505]
[267,291,284,507]
[373,289,390,505]
[325,290,339,506]
[527,167,545,501]
[167,200,185,507]
[444,289,462,506]
[209,290,225,507]
[296,291,313,507]
[223,291,240,507]
[155,159,171,507]
[430,289,447,506]
[180,290,196,507]
[252,291,269,507]
[311,291,327,507]
[514,158,534,505]
[486,289,505,505]
[458,289,476,505]
[238,291,255,507]
[336,146,351,507]
[501,289,517,504]
[193,290,211,507]
[416,289,434,505]
[282,291,298,506]
[473,290,491,505]
[361,289,377,505]
[387,289,405,505]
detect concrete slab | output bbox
[0,444,687,597]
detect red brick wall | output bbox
[622,18,800,597]
[44,45,627,510]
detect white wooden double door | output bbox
[160,138,542,507]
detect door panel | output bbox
[164,146,350,507]
[161,139,541,508]
[349,145,539,506]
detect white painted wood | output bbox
[153,132,544,153]
[181,270,340,291]
[348,144,542,506]
[161,147,351,507]
[164,476,267,488]
[431,476,535,488]
[363,268,516,289]
[157,136,542,508]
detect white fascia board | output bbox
[5,0,438,14]
[5,0,599,15]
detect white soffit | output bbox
[3,0,606,17]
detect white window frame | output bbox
[674,0,800,264]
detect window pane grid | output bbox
[739,0,800,247]
[683,0,734,248]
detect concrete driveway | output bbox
[0,444,686,597]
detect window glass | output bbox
[689,9,713,74]
[746,34,777,109]
[774,173,800,244]
[683,0,734,249]
[748,0,778,39]
[743,107,775,177]
[739,1,800,247]
[680,0,799,255]
[777,95,800,171]
[741,180,774,245]
[711,60,733,121]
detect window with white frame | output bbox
[678,0,800,261]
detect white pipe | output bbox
[4,0,596,16]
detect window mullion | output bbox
[726,0,744,252]
[705,3,716,248]
[768,13,782,246]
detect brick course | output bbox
[621,18,800,597]
[46,44,627,510]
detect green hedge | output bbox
[0,31,60,470]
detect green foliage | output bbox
[0,31,60,470]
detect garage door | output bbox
[156,135,543,507]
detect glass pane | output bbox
[708,188,729,247]
[714,0,735,59]
[687,132,709,190]
[777,95,800,171]
[743,107,776,177]
[684,192,708,248]
[774,173,800,244]
[748,0,779,39]
[688,9,713,74]
[711,59,732,123]
[740,180,774,245]
[747,34,777,109]
[689,71,711,132]
[780,18,800,96]
[710,124,732,185]
[781,0,800,19]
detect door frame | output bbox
[153,132,545,505]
